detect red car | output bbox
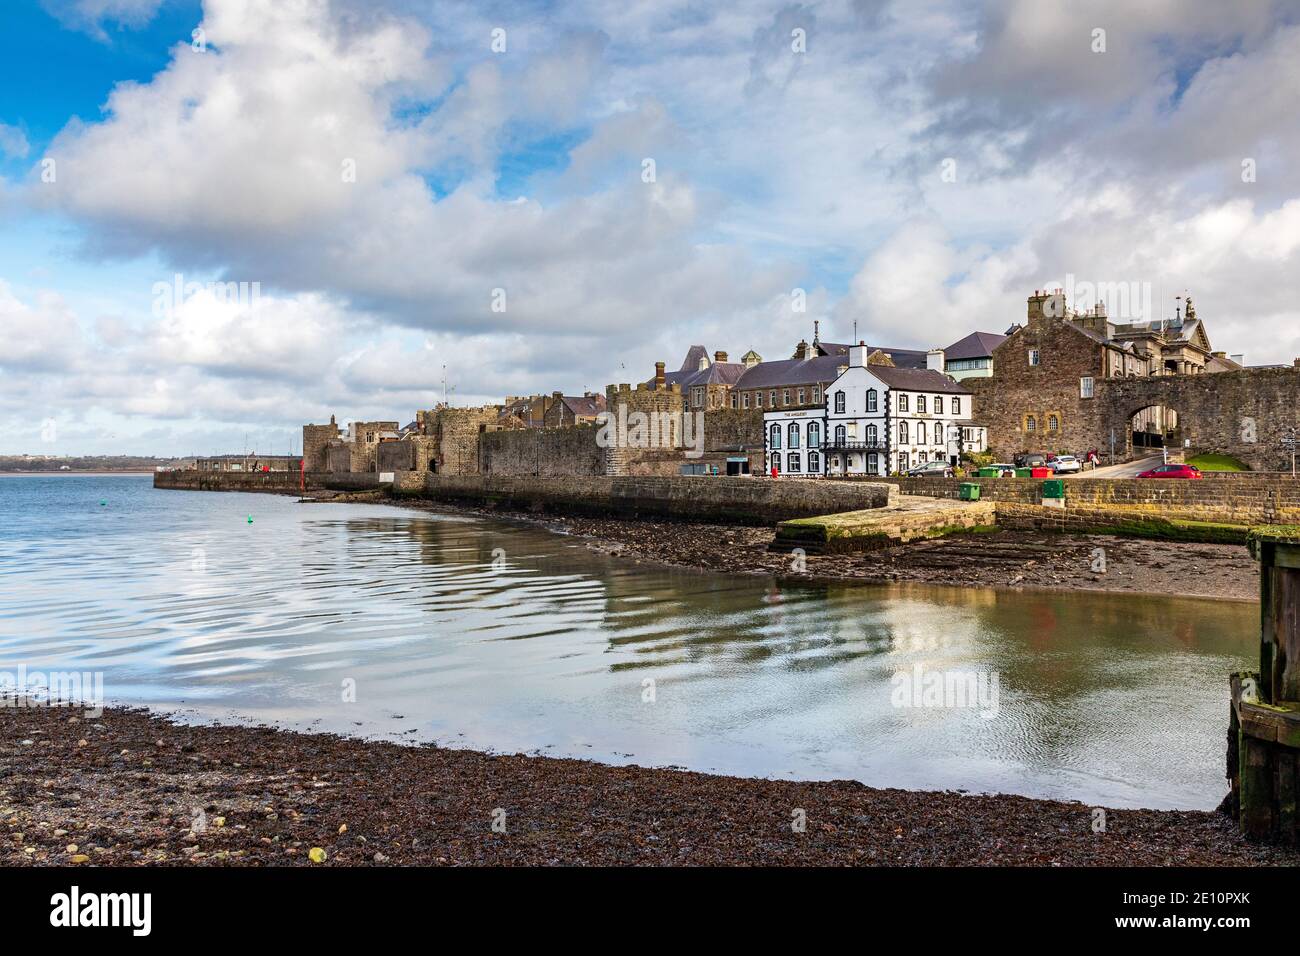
[1136,463,1203,479]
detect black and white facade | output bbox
[764,344,987,477]
[762,405,825,476]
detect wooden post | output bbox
[1233,527,1300,843]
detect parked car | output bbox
[1050,455,1082,474]
[1136,463,1203,479]
[905,461,954,478]
[1014,452,1047,468]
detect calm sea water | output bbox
[0,474,1256,809]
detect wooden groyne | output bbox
[1228,527,1300,843]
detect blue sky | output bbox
[1,0,1299,456]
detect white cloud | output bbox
[0,124,30,159]
[40,0,166,40]
[5,0,1300,453]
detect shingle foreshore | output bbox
[3,705,1297,867]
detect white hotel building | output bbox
[763,344,987,477]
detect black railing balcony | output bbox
[820,440,887,452]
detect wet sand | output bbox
[3,704,1294,867]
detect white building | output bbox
[764,343,987,477]
[762,405,825,476]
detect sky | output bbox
[1,0,1298,456]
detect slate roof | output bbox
[677,345,709,372]
[867,366,972,395]
[817,341,928,369]
[734,354,849,389]
[561,394,606,418]
[659,359,747,390]
[943,331,1007,360]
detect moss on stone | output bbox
[1071,517,1249,545]
[1248,525,1300,546]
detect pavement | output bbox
[1066,453,1162,479]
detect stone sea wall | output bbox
[408,474,896,524]
[884,474,1300,525]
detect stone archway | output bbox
[1096,368,1300,469]
[1127,402,1181,455]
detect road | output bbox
[1066,453,1162,479]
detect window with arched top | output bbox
[898,421,909,443]
[1026,416,1037,432]
[770,423,781,450]
[935,422,944,444]
[788,422,800,449]
[866,389,877,413]
[866,424,877,445]
[808,422,821,448]
[1049,415,1059,432]
[834,391,845,414]
[835,424,846,445]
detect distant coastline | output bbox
[0,469,158,475]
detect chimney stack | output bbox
[654,361,666,387]
[714,351,728,363]
[927,348,945,373]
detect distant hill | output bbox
[0,456,195,473]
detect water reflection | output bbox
[0,475,1255,809]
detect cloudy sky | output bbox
[1,0,1298,456]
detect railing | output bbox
[820,440,887,452]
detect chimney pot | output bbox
[654,361,666,387]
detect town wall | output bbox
[480,426,605,476]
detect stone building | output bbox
[601,379,689,475]
[418,404,500,474]
[967,289,1250,460]
[542,392,607,427]
[1072,296,1241,376]
[655,346,749,411]
[345,420,400,472]
[302,415,343,472]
